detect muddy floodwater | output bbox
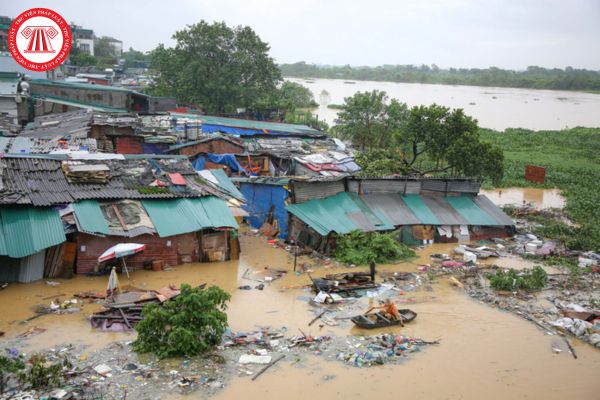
[481,187,565,210]
[286,77,600,131]
[1,232,599,399]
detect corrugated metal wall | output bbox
[18,250,45,283]
[421,179,480,194]
[293,180,345,203]
[348,179,421,194]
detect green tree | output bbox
[122,47,149,68]
[277,81,318,110]
[133,284,231,359]
[68,46,97,66]
[94,37,115,58]
[334,90,408,150]
[148,21,282,114]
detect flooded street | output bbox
[481,188,566,209]
[1,230,598,399]
[286,77,600,131]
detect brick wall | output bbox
[115,136,144,154]
[178,140,243,157]
[76,233,184,273]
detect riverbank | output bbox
[480,127,600,253]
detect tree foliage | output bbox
[277,81,318,110]
[133,284,231,359]
[68,46,97,66]
[280,62,600,92]
[488,266,547,291]
[337,91,504,183]
[334,90,408,150]
[122,47,150,68]
[148,21,282,114]
[335,230,415,265]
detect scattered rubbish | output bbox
[45,280,61,286]
[93,364,113,376]
[18,326,46,338]
[449,276,464,288]
[238,354,272,364]
[252,354,285,381]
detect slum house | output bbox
[29,79,150,114]
[0,154,240,283]
[18,110,178,155]
[282,177,515,253]
[166,113,358,177]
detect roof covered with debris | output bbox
[169,112,324,137]
[0,154,227,206]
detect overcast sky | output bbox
[4,0,600,70]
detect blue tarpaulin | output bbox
[192,153,247,175]
[240,182,289,239]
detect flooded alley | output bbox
[1,231,598,399]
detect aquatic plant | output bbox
[488,266,548,291]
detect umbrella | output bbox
[98,243,146,278]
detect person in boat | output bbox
[380,299,403,325]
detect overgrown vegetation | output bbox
[280,62,600,92]
[133,284,231,359]
[0,353,24,394]
[18,354,72,391]
[488,266,548,291]
[335,230,415,265]
[481,127,600,252]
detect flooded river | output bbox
[286,77,600,131]
[481,187,565,209]
[1,231,598,399]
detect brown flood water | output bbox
[1,232,599,399]
[481,187,565,210]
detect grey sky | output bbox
[3,0,600,69]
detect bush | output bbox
[335,230,415,265]
[488,266,548,291]
[133,284,231,358]
[0,354,25,394]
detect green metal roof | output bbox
[142,197,238,238]
[287,193,512,236]
[169,113,320,135]
[73,200,110,235]
[402,194,441,225]
[209,169,245,201]
[286,192,394,236]
[0,207,66,258]
[445,196,498,226]
[0,222,7,256]
[33,95,129,113]
[31,79,135,93]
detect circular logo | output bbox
[8,8,72,72]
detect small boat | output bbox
[351,309,417,329]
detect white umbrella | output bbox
[98,243,146,278]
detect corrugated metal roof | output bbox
[287,193,513,236]
[293,180,345,203]
[473,195,515,226]
[401,194,441,225]
[169,113,323,137]
[142,197,238,238]
[361,194,420,225]
[446,196,502,226]
[422,196,469,226]
[286,192,393,236]
[208,169,245,201]
[0,207,66,258]
[73,200,110,235]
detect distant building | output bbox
[71,24,96,55]
[100,36,123,57]
[0,16,12,51]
